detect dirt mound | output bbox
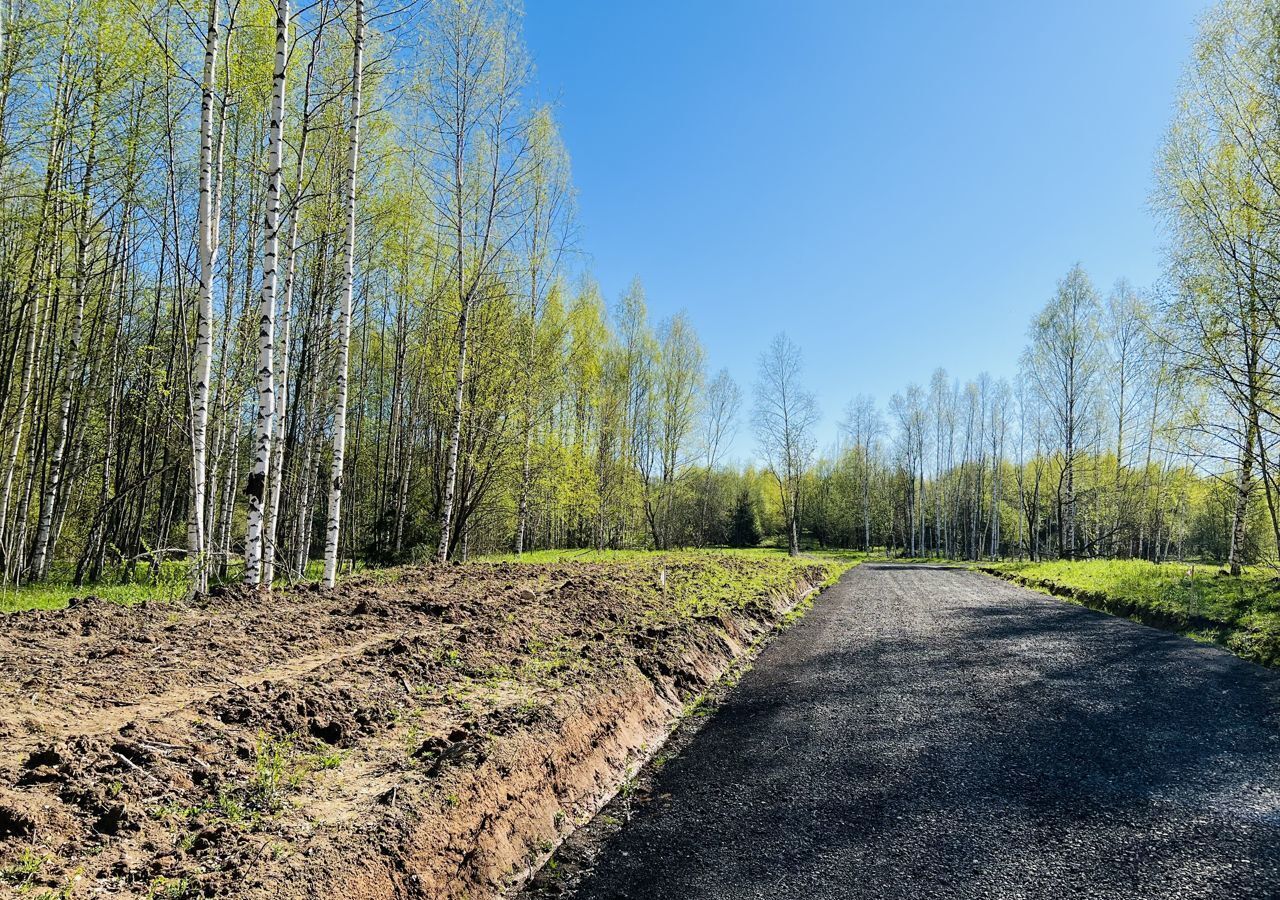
[0,554,837,899]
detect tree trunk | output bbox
[264,46,316,584]
[1228,424,1254,577]
[436,305,469,562]
[244,0,287,586]
[323,0,363,587]
[188,0,219,593]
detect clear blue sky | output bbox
[522,0,1210,462]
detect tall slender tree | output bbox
[324,0,364,588]
[753,333,818,556]
[244,0,288,586]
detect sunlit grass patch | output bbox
[0,558,364,613]
[1,547,856,616]
[980,558,1280,666]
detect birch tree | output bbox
[244,0,288,586]
[29,83,100,581]
[514,108,572,556]
[1025,265,1102,560]
[264,0,331,584]
[188,0,220,592]
[324,0,363,588]
[696,369,741,545]
[1158,0,1280,569]
[753,333,818,556]
[421,0,531,562]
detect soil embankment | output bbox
[0,553,840,899]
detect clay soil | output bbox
[0,553,840,899]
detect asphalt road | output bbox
[568,563,1280,900]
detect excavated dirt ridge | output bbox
[0,555,838,899]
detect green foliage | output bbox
[0,559,353,613]
[146,876,194,900]
[0,847,47,888]
[250,731,294,812]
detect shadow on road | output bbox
[568,565,1280,900]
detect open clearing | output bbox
[550,564,1280,900]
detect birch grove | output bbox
[0,0,744,592]
[4,0,1280,590]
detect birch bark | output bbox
[244,0,288,585]
[264,18,320,584]
[323,0,363,587]
[189,0,219,592]
[31,91,99,580]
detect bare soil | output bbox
[0,554,835,899]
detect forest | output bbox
[1,0,1279,598]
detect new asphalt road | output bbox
[568,564,1280,900]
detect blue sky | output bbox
[522,0,1210,462]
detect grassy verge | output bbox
[978,559,1280,667]
[477,546,865,565]
[0,559,368,613]
[478,549,856,624]
[1,548,857,615]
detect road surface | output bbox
[568,563,1280,899]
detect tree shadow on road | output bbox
[570,574,1280,900]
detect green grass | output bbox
[477,546,780,564]
[0,546,857,615]
[0,846,47,888]
[979,558,1280,667]
[0,558,364,614]
[477,547,860,624]
[477,546,871,566]
[0,561,190,613]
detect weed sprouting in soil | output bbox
[146,875,195,899]
[0,846,47,887]
[251,731,295,811]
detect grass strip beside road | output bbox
[979,559,1280,667]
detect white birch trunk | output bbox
[189,0,219,593]
[436,96,471,565]
[323,0,363,588]
[264,98,311,585]
[261,218,292,584]
[436,297,469,563]
[0,298,35,553]
[244,0,287,586]
[293,347,321,576]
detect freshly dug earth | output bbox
[0,553,841,899]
